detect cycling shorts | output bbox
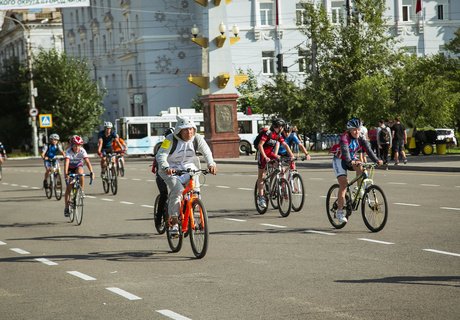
[257,149,278,169]
[332,157,354,178]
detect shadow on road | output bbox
[335,276,460,287]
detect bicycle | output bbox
[325,163,388,232]
[254,159,292,217]
[153,193,167,234]
[280,156,305,212]
[102,153,118,195]
[115,152,125,177]
[68,173,93,225]
[0,161,2,181]
[44,158,63,201]
[166,169,210,259]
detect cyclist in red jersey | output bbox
[256,118,294,209]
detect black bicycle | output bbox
[153,193,167,234]
[102,153,118,195]
[68,173,93,226]
[326,163,388,232]
[44,158,63,201]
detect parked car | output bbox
[435,128,457,147]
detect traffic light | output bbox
[276,53,283,73]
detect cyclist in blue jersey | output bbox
[97,121,122,177]
[41,133,65,189]
[277,124,311,163]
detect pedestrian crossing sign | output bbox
[39,114,53,128]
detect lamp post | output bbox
[3,15,39,157]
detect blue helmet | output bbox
[346,118,362,130]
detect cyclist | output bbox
[331,118,383,223]
[63,136,94,217]
[0,141,6,166]
[277,124,311,164]
[256,118,295,209]
[41,133,65,189]
[156,116,217,236]
[97,121,122,178]
[112,135,127,169]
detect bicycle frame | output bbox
[178,170,205,234]
[346,164,375,211]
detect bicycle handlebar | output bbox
[68,173,94,185]
[172,168,209,176]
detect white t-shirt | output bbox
[65,147,88,169]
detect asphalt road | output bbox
[0,159,459,320]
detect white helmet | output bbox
[49,133,60,141]
[104,121,113,128]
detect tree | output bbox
[236,69,261,114]
[33,49,105,140]
[445,27,460,55]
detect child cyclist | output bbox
[63,135,94,217]
[256,118,295,209]
[41,133,65,189]
[331,118,383,223]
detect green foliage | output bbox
[33,49,105,140]
[236,69,262,114]
[445,27,460,54]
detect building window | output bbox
[296,3,306,25]
[298,49,308,73]
[260,2,274,26]
[103,35,107,53]
[262,51,274,74]
[402,46,417,55]
[437,5,445,20]
[331,7,343,24]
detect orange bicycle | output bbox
[166,169,210,259]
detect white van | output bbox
[435,129,457,147]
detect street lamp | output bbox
[2,15,39,157]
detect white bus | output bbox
[116,108,268,156]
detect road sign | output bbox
[39,114,53,128]
[29,108,38,117]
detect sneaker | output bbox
[403,158,407,164]
[64,207,70,217]
[336,211,348,223]
[258,196,267,209]
[169,224,179,237]
[394,161,399,166]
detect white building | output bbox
[54,0,460,121]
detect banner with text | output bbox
[0,0,89,10]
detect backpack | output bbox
[379,128,390,144]
[253,127,270,150]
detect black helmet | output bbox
[163,127,174,137]
[272,118,285,128]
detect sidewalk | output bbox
[214,153,460,173]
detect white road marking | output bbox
[216,185,230,189]
[304,230,336,236]
[11,184,18,186]
[141,205,154,208]
[35,258,58,266]
[120,201,134,205]
[131,178,141,181]
[101,198,114,202]
[86,195,96,199]
[67,271,96,281]
[261,223,287,229]
[10,248,30,254]
[20,185,28,188]
[31,186,40,190]
[420,184,440,187]
[440,207,460,211]
[225,218,246,222]
[319,195,327,198]
[0,240,6,245]
[387,182,407,185]
[106,287,142,300]
[394,202,420,207]
[237,187,253,191]
[147,179,155,182]
[1,182,8,185]
[423,249,460,257]
[156,310,192,320]
[358,238,394,245]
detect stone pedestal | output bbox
[202,93,239,158]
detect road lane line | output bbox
[35,258,58,266]
[147,179,155,182]
[216,185,230,189]
[106,287,142,300]
[261,223,287,229]
[420,184,440,187]
[237,187,253,191]
[120,201,134,205]
[31,187,40,190]
[11,184,18,186]
[0,240,6,245]
[67,271,96,281]
[101,198,114,202]
[156,310,192,320]
[388,182,407,185]
[131,178,141,181]
[394,202,420,207]
[10,248,30,254]
[20,185,28,188]
[141,205,154,208]
[305,230,336,236]
[86,195,96,199]
[358,238,394,245]
[1,182,8,185]
[225,218,246,222]
[423,249,460,257]
[440,207,460,211]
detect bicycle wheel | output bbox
[361,185,388,232]
[290,173,305,212]
[0,165,2,180]
[45,175,53,199]
[189,199,209,259]
[54,173,63,201]
[68,190,75,223]
[325,184,347,229]
[118,158,125,177]
[153,194,167,234]
[254,180,269,215]
[110,167,118,195]
[277,178,292,217]
[269,176,279,209]
[167,217,183,253]
[74,188,84,225]
[102,172,110,193]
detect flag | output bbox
[416,0,422,14]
